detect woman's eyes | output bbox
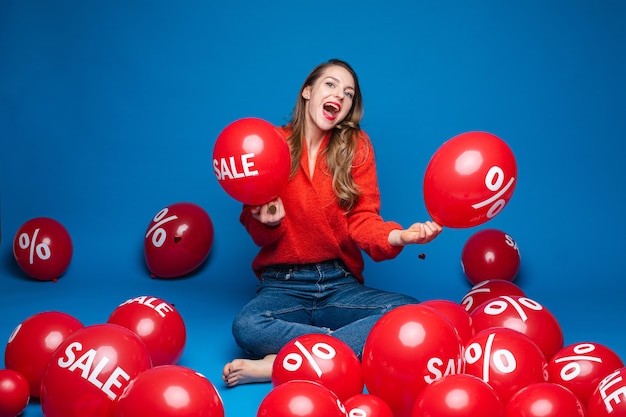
[326,82,354,99]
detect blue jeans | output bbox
[231,259,419,359]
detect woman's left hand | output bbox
[389,221,443,246]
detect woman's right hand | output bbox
[251,197,285,227]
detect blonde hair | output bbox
[285,59,365,211]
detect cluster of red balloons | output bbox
[2,296,223,417]
[254,279,624,417]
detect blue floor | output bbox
[1,1,624,416]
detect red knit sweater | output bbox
[240,126,403,282]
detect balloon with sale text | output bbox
[461,228,521,285]
[423,131,517,228]
[362,304,464,417]
[40,323,152,417]
[213,117,291,206]
[587,367,626,417]
[107,295,187,366]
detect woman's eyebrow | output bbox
[325,76,355,90]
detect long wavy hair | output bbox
[285,59,365,211]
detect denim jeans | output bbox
[231,259,419,359]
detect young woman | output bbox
[222,59,442,387]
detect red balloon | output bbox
[587,367,626,417]
[549,342,624,406]
[4,311,83,398]
[420,299,475,345]
[412,374,504,417]
[115,365,224,417]
[0,369,30,417]
[460,279,526,313]
[272,333,363,401]
[213,117,291,206]
[257,380,347,417]
[12,217,73,281]
[471,295,563,361]
[461,229,521,285]
[143,202,214,278]
[464,328,548,404]
[344,394,393,417]
[505,382,587,417]
[107,295,187,366]
[362,304,464,417]
[423,131,517,228]
[41,323,152,417]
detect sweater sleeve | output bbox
[347,133,404,261]
[240,205,285,247]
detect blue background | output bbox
[1,1,624,415]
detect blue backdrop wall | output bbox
[1,1,625,415]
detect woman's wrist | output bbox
[388,229,405,247]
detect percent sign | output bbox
[471,165,516,219]
[282,340,336,378]
[465,332,516,382]
[482,296,543,322]
[554,343,603,381]
[18,228,51,264]
[145,208,178,248]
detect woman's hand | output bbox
[389,221,442,246]
[250,197,285,227]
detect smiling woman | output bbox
[221,59,443,388]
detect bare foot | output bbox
[222,354,276,387]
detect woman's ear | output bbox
[302,86,311,100]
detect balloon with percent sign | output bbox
[423,131,517,228]
[548,342,624,406]
[461,228,521,285]
[344,394,393,417]
[362,304,464,417]
[421,299,474,345]
[12,217,73,281]
[0,369,30,417]
[587,366,626,417]
[4,311,84,398]
[412,374,505,417]
[471,295,564,361]
[144,202,214,278]
[460,279,526,313]
[213,117,291,206]
[464,327,549,405]
[40,323,152,417]
[107,295,187,366]
[115,365,224,417]
[272,333,363,402]
[257,380,347,417]
[505,382,587,417]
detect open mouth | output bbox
[323,102,340,120]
